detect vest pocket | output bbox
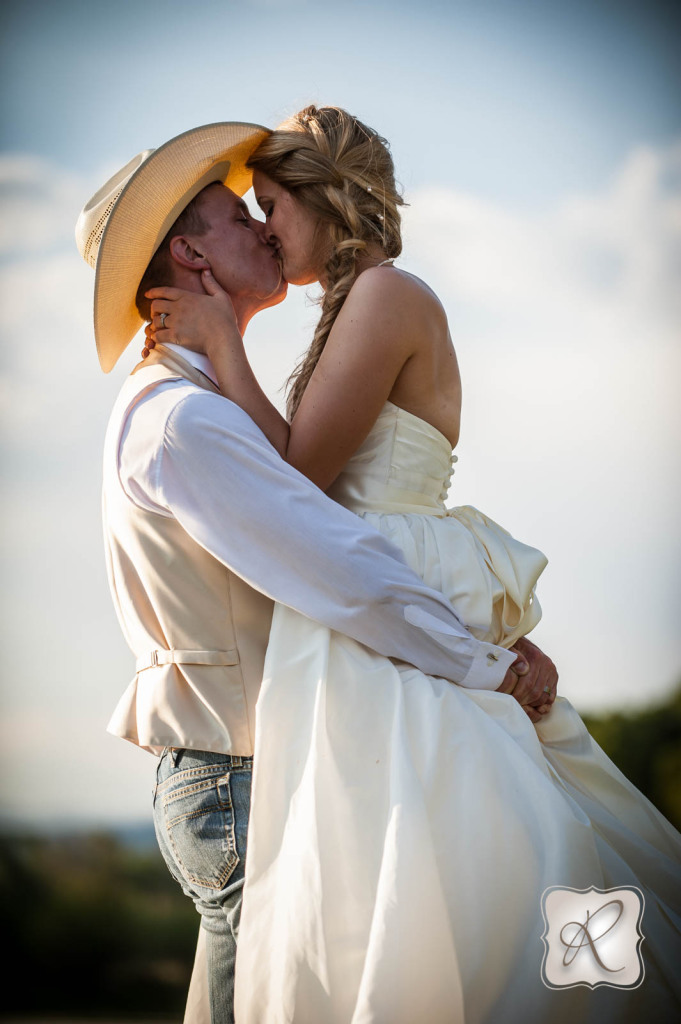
[163,771,239,891]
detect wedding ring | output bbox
[160,312,168,329]
[543,686,551,694]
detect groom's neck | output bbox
[169,265,258,335]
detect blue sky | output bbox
[1,0,679,827]
[3,0,680,200]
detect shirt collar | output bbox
[164,343,219,388]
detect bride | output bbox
[145,106,681,1023]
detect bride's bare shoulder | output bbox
[345,265,447,325]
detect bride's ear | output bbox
[168,235,210,272]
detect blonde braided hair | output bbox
[247,105,404,418]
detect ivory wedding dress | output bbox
[233,401,681,1024]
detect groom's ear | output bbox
[168,235,211,272]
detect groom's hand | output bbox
[496,637,558,723]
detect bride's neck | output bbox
[318,244,390,291]
[356,245,391,275]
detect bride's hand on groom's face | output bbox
[497,637,558,723]
[143,270,241,359]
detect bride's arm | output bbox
[284,269,424,489]
[148,266,420,490]
[147,270,291,455]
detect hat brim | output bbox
[93,121,269,372]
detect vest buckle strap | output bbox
[136,648,240,673]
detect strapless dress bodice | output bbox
[327,401,456,515]
[328,400,547,649]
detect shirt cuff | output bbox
[403,603,516,690]
[457,642,517,691]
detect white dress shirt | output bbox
[116,345,516,689]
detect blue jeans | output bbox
[153,748,253,1024]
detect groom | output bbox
[77,122,557,1022]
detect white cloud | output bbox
[403,141,681,337]
[0,155,87,256]
[402,140,681,711]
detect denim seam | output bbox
[156,761,251,791]
[165,780,239,890]
[166,802,234,830]
[167,848,238,891]
[163,776,231,804]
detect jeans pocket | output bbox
[162,770,239,893]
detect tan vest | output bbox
[104,347,274,755]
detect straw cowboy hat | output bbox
[76,121,269,373]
